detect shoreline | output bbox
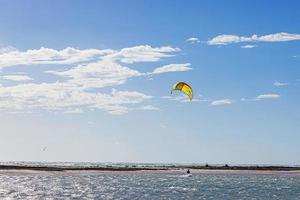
[0,165,300,172]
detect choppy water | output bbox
[0,170,300,199]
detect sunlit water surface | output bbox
[0,170,300,199]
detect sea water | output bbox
[0,169,300,199]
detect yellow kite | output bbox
[171,82,193,101]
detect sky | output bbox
[0,0,300,165]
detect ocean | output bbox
[0,162,300,199]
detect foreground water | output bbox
[0,170,300,199]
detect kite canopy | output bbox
[171,82,193,101]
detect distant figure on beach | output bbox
[186,169,190,174]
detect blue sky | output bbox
[0,0,300,165]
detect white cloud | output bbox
[161,95,198,103]
[46,46,184,89]
[47,60,142,89]
[64,108,83,114]
[208,32,300,45]
[255,93,280,100]
[273,81,289,86]
[210,99,232,106]
[259,33,300,42]
[138,105,160,110]
[151,63,192,74]
[169,95,187,102]
[0,45,188,115]
[2,75,33,82]
[7,111,33,115]
[241,45,257,49]
[0,82,152,115]
[208,35,241,45]
[0,45,18,54]
[0,47,114,68]
[186,37,200,44]
[0,45,180,69]
[147,77,154,81]
[101,45,180,64]
[242,93,281,101]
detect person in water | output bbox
[186,169,190,174]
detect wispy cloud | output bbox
[241,45,257,49]
[138,105,160,110]
[101,45,180,64]
[210,99,232,106]
[0,45,17,54]
[273,81,289,87]
[0,83,152,115]
[151,63,192,74]
[186,37,200,44]
[0,45,179,69]
[242,93,281,102]
[46,60,142,89]
[0,47,114,68]
[255,94,280,100]
[208,32,300,45]
[64,108,83,114]
[2,75,33,82]
[162,95,199,103]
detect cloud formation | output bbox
[242,93,281,102]
[2,75,33,82]
[241,45,257,49]
[0,47,114,68]
[151,63,192,74]
[273,81,289,87]
[0,45,191,115]
[102,45,179,64]
[162,95,199,103]
[138,105,160,110]
[210,99,232,106]
[208,32,300,45]
[0,83,152,115]
[255,94,280,100]
[0,45,180,68]
[47,60,141,89]
[0,45,17,54]
[186,37,200,44]
[64,108,83,114]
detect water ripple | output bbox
[0,172,299,199]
